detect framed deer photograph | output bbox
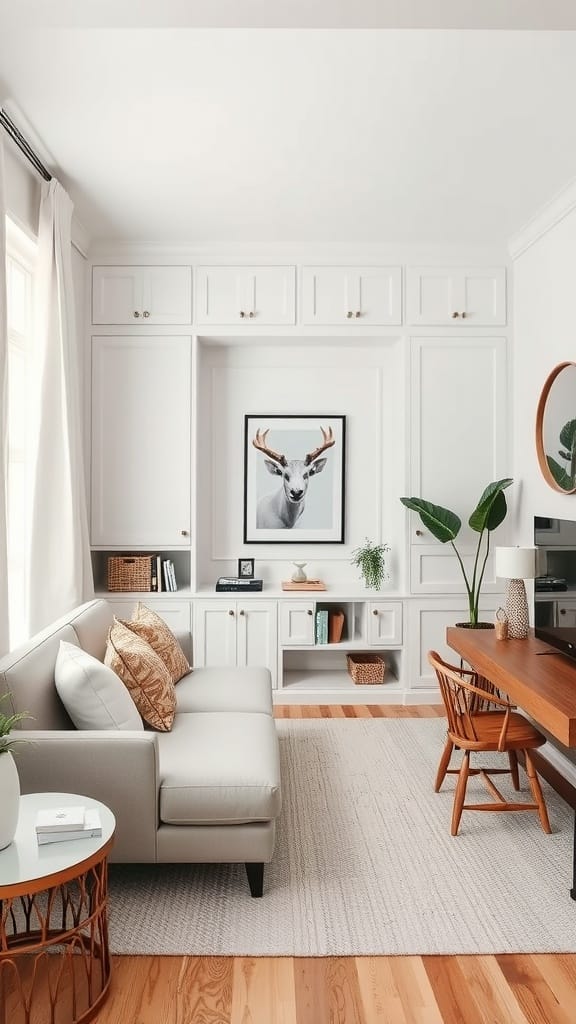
[243,415,346,543]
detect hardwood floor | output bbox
[19,706,576,1023]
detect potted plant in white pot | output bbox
[0,693,31,850]
[400,478,513,627]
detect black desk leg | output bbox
[572,811,576,901]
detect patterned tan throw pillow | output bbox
[105,618,176,732]
[128,602,190,684]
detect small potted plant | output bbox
[400,478,513,627]
[0,693,31,850]
[351,538,390,590]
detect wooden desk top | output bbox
[446,627,576,748]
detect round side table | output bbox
[0,792,115,1024]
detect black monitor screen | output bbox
[534,516,576,660]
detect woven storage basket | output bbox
[346,652,386,685]
[107,555,152,592]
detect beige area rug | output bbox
[108,718,576,956]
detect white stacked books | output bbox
[35,805,102,845]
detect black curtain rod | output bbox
[0,109,52,182]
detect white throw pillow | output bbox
[55,640,144,731]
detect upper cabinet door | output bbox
[196,266,296,325]
[302,266,402,325]
[92,266,192,325]
[91,336,191,546]
[406,267,506,326]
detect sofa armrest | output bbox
[14,730,159,863]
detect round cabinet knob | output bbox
[346,311,353,318]
[372,609,378,616]
[143,310,150,318]
[180,529,189,536]
[461,311,467,319]
[561,608,566,615]
[355,310,361,318]
[451,311,460,319]
[415,529,423,536]
[248,311,255,318]
[228,609,235,616]
[133,311,140,318]
[239,311,246,318]
[239,609,245,616]
[307,609,313,616]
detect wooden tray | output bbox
[281,580,326,591]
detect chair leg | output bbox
[451,751,470,836]
[435,737,454,792]
[508,750,520,791]
[524,751,552,834]
[245,862,264,898]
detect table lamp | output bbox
[494,546,536,639]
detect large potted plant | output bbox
[400,478,513,627]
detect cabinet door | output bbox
[91,336,191,546]
[368,601,403,645]
[279,601,315,645]
[92,266,142,325]
[236,601,277,686]
[92,266,192,325]
[194,601,237,667]
[196,266,295,325]
[407,599,499,693]
[301,266,401,325]
[408,336,507,592]
[557,601,576,628]
[406,267,506,326]
[142,267,192,325]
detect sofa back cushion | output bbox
[55,640,144,731]
[105,618,176,732]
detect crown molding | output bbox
[509,175,576,260]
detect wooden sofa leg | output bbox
[245,862,264,898]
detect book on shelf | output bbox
[169,561,178,591]
[35,805,86,833]
[161,559,178,592]
[156,554,162,591]
[315,609,329,644]
[36,809,103,845]
[328,609,345,643]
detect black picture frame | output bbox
[243,414,346,544]
[237,557,255,579]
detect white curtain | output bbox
[0,141,9,654]
[26,179,93,634]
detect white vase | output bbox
[0,751,20,851]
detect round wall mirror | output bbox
[536,361,576,493]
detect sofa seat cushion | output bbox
[158,712,281,826]
[175,667,273,716]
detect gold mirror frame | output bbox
[535,361,576,493]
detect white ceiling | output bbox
[1,19,576,244]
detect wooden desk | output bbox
[446,627,576,899]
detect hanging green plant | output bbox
[351,538,390,590]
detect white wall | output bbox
[197,339,406,588]
[4,143,39,236]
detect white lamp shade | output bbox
[494,546,536,580]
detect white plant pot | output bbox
[0,751,20,850]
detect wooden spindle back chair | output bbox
[428,650,551,836]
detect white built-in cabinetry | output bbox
[88,257,509,703]
[406,267,506,325]
[90,336,191,546]
[195,266,296,324]
[301,266,402,325]
[92,266,192,324]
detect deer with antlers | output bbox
[252,425,335,529]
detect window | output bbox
[5,218,36,648]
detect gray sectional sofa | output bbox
[0,599,282,896]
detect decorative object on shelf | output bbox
[291,562,308,582]
[535,361,576,493]
[237,557,255,579]
[281,580,326,591]
[215,577,263,592]
[495,546,536,640]
[346,652,386,685]
[495,607,509,641]
[400,478,513,627]
[351,538,390,590]
[0,693,31,851]
[244,414,346,544]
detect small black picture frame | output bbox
[238,557,255,579]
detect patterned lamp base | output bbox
[505,578,530,639]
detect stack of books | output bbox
[161,558,178,591]
[35,805,103,846]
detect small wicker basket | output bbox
[346,652,386,685]
[107,555,153,592]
